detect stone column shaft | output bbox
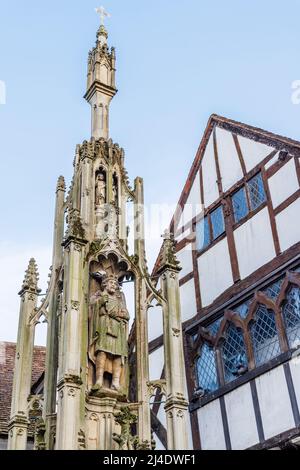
[159,257,189,450]
[55,238,86,450]
[134,177,151,444]
[44,178,65,449]
[8,260,40,450]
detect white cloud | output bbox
[0,242,52,345]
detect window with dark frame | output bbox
[211,206,225,240]
[248,172,266,210]
[191,268,300,399]
[221,324,248,383]
[250,305,281,366]
[282,287,300,349]
[232,187,248,223]
[195,343,218,393]
[196,205,225,251]
[231,172,266,223]
[196,216,210,251]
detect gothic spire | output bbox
[157,231,182,274]
[84,7,117,140]
[56,175,66,192]
[20,258,40,294]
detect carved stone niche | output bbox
[87,252,134,398]
[112,172,118,207]
[95,167,107,208]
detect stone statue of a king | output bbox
[89,274,129,392]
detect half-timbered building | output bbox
[150,114,300,450]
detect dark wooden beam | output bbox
[261,166,281,256]
[149,335,163,354]
[232,133,247,176]
[274,189,300,216]
[151,410,167,450]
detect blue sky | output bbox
[1,0,300,341]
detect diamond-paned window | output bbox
[221,324,248,383]
[248,173,266,211]
[282,287,300,349]
[250,305,281,366]
[234,299,251,319]
[196,343,218,393]
[196,216,210,251]
[232,187,249,223]
[206,318,223,337]
[211,206,225,240]
[263,278,284,301]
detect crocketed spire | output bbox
[56,175,66,192]
[20,258,40,293]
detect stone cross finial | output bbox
[95,6,111,26]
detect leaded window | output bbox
[263,278,284,301]
[211,206,225,240]
[221,324,248,383]
[196,216,210,251]
[250,305,281,366]
[248,173,266,211]
[282,287,300,349]
[207,318,223,337]
[196,343,218,393]
[234,299,251,319]
[232,187,248,223]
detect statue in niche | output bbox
[95,172,106,206]
[89,273,129,392]
[112,174,118,205]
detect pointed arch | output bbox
[277,271,300,308]
[214,310,244,346]
[247,302,281,367]
[213,312,248,383]
[281,284,300,350]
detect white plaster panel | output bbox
[202,135,220,207]
[176,246,194,280]
[177,177,202,230]
[179,278,197,322]
[198,237,233,307]
[265,152,279,170]
[276,198,300,253]
[268,159,299,209]
[225,383,259,449]
[148,304,163,342]
[234,208,276,279]
[198,400,226,450]
[149,347,164,381]
[289,356,300,412]
[216,127,243,192]
[256,365,295,440]
[237,135,274,172]
[186,172,201,207]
